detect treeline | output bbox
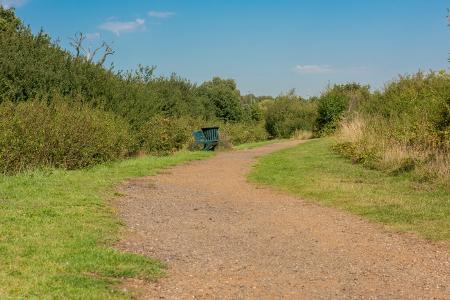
[0,8,267,174]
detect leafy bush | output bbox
[0,8,255,129]
[221,122,269,145]
[139,116,192,155]
[335,72,450,184]
[197,77,243,122]
[316,83,370,135]
[0,100,135,174]
[265,96,318,138]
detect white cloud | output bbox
[148,11,175,18]
[294,65,333,74]
[0,0,27,8]
[86,32,101,41]
[99,18,145,36]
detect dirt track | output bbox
[115,140,450,299]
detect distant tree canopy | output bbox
[197,77,243,122]
[0,7,260,128]
[264,93,318,138]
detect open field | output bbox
[249,138,450,241]
[0,151,212,298]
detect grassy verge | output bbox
[249,138,450,242]
[0,151,213,299]
[234,139,283,150]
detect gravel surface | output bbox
[115,140,450,299]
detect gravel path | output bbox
[115,140,450,299]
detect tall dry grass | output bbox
[335,116,450,185]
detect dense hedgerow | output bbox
[0,100,135,174]
[335,71,450,184]
[220,122,269,145]
[139,116,193,155]
[0,8,275,174]
[0,8,257,128]
[264,95,318,138]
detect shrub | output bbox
[265,97,318,138]
[0,100,135,174]
[316,83,370,135]
[335,71,450,184]
[139,115,191,155]
[220,122,269,145]
[197,77,243,122]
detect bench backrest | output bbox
[201,127,219,141]
[193,130,207,143]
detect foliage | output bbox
[335,72,450,184]
[197,77,243,122]
[0,99,135,174]
[0,8,254,129]
[316,83,370,135]
[264,95,318,138]
[220,121,269,145]
[0,8,272,174]
[139,115,192,155]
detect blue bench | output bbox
[193,127,219,151]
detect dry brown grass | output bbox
[336,115,365,143]
[335,116,450,186]
[292,130,314,140]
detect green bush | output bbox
[0,100,135,174]
[316,83,370,135]
[139,116,192,155]
[265,97,318,138]
[197,77,243,122]
[335,71,450,183]
[221,121,269,145]
[360,71,449,148]
[0,8,256,129]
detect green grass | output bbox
[0,151,213,299]
[249,138,450,242]
[234,139,283,150]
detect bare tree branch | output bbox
[97,42,115,66]
[69,32,86,58]
[68,33,114,65]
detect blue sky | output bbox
[4,0,450,97]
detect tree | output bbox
[197,77,243,122]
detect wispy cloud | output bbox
[294,65,333,74]
[99,18,145,36]
[0,0,27,8]
[148,11,176,18]
[86,32,101,41]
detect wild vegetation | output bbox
[264,91,318,138]
[0,4,448,299]
[0,8,268,174]
[334,72,449,185]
